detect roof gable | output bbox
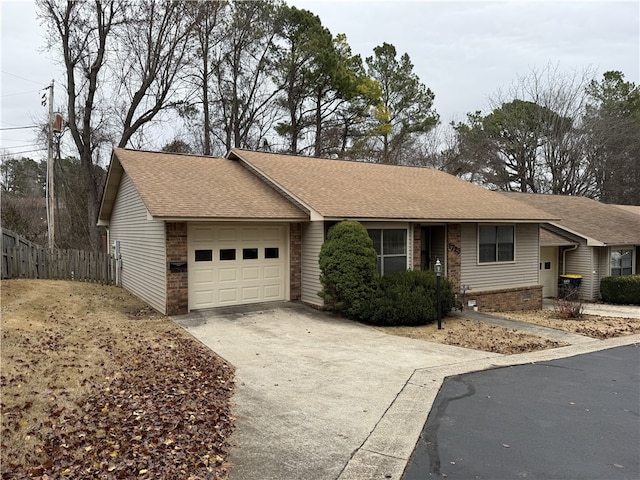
[229,149,554,222]
[99,149,308,223]
[502,193,640,245]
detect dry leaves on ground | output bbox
[492,310,640,339]
[373,317,568,354]
[1,280,235,480]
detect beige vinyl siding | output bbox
[460,223,539,291]
[301,221,324,306]
[109,173,167,313]
[565,245,596,301]
[593,247,607,300]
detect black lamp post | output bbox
[435,258,442,330]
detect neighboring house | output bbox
[98,148,555,315]
[503,193,640,301]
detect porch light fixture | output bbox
[435,259,442,330]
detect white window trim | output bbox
[609,246,634,276]
[365,224,410,275]
[477,223,516,265]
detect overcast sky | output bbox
[1,0,638,161]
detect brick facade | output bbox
[446,224,462,295]
[290,223,302,301]
[464,285,543,312]
[166,222,188,315]
[413,225,422,270]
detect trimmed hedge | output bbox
[367,270,457,326]
[600,275,640,305]
[318,220,379,321]
[318,221,457,326]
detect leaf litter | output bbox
[1,280,235,479]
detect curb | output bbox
[337,334,640,480]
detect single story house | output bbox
[503,193,640,300]
[98,148,557,315]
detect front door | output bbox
[540,247,558,298]
[421,226,446,271]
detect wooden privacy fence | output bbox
[1,228,114,284]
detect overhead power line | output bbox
[3,148,47,155]
[0,125,39,131]
[1,89,43,98]
[1,70,47,86]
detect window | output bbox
[265,247,279,259]
[479,225,514,263]
[243,248,258,260]
[219,249,236,261]
[367,229,407,275]
[195,249,212,262]
[611,249,633,276]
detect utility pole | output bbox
[46,80,55,250]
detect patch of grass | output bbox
[1,279,235,479]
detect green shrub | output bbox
[368,270,456,326]
[318,220,380,320]
[600,275,640,305]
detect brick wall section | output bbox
[413,225,422,270]
[166,222,188,315]
[446,224,462,294]
[465,285,543,311]
[290,223,302,301]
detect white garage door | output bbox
[188,223,287,310]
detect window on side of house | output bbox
[367,229,407,275]
[479,225,515,263]
[610,248,633,276]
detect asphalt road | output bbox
[403,344,640,480]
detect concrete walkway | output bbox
[174,303,640,480]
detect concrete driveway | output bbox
[174,303,640,480]
[174,303,500,480]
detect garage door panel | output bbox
[217,228,238,242]
[242,266,260,281]
[241,228,259,242]
[192,227,215,243]
[263,265,282,279]
[263,284,281,299]
[219,288,239,304]
[218,267,238,282]
[188,223,287,310]
[193,290,215,307]
[242,286,260,302]
[263,227,281,242]
[193,270,215,284]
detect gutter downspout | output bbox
[562,244,578,275]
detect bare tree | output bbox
[213,0,282,152]
[453,64,598,194]
[496,64,597,195]
[38,0,198,250]
[114,0,196,148]
[37,0,122,250]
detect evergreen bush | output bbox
[600,275,640,305]
[368,270,456,326]
[318,220,380,320]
